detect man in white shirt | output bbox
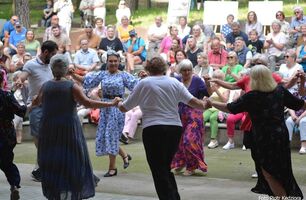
[147,16,167,59]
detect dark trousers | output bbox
[143,125,182,200]
[0,130,21,188]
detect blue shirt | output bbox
[0,20,15,40]
[126,37,147,61]
[290,16,306,40]
[221,24,232,37]
[74,48,100,70]
[9,27,27,47]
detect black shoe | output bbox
[103,169,117,177]
[120,134,129,145]
[93,174,100,187]
[123,154,132,169]
[10,186,20,200]
[31,169,41,182]
[250,185,265,194]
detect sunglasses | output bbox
[227,56,235,59]
[284,55,290,59]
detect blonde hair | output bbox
[250,65,277,92]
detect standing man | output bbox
[16,41,58,181]
[147,16,167,59]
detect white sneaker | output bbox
[299,147,306,154]
[208,140,219,149]
[242,145,247,151]
[223,141,235,150]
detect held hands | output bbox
[111,97,122,106]
[138,70,148,79]
[202,96,212,109]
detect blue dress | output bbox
[83,71,138,156]
[38,80,95,200]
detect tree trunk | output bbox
[15,0,30,29]
[126,0,139,14]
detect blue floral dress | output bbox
[83,71,138,156]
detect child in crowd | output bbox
[247,29,263,55]
[221,14,234,40]
[194,52,213,78]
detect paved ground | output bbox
[1,163,305,200]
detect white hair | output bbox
[50,54,69,79]
[178,59,193,72]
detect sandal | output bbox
[123,154,132,169]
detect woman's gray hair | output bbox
[50,54,69,79]
[271,20,282,27]
[177,59,193,73]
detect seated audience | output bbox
[98,25,124,63]
[8,21,27,55]
[208,37,228,70]
[117,16,134,49]
[245,11,264,41]
[10,42,27,72]
[247,30,263,55]
[296,42,306,72]
[74,39,100,72]
[194,52,213,78]
[167,38,181,66]
[43,15,67,41]
[126,30,146,73]
[186,36,202,67]
[226,21,248,50]
[76,25,101,50]
[49,25,71,52]
[275,11,290,37]
[264,20,287,71]
[159,25,182,60]
[147,16,168,59]
[234,37,252,68]
[93,18,106,38]
[290,6,306,46]
[24,30,41,57]
[203,70,229,149]
[221,14,234,41]
[185,24,207,52]
[221,51,243,83]
[279,49,303,94]
[297,24,306,47]
[0,15,18,45]
[177,16,191,40]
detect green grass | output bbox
[14,140,306,185]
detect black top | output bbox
[187,48,202,67]
[98,37,124,52]
[247,39,263,55]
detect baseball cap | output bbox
[129,29,137,36]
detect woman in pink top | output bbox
[159,25,183,56]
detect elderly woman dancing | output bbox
[36,54,120,200]
[207,65,305,199]
[171,59,209,176]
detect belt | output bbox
[103,94,123,99]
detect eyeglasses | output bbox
[227,56,235,59]
[12,19,18,21]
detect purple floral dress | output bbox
[171,75,208,172]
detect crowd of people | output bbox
[0,0,306,199]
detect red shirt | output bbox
[208,49,228,69]
[235,73,282,131]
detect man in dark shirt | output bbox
[186,36,202,67]
[226,21,248,50]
